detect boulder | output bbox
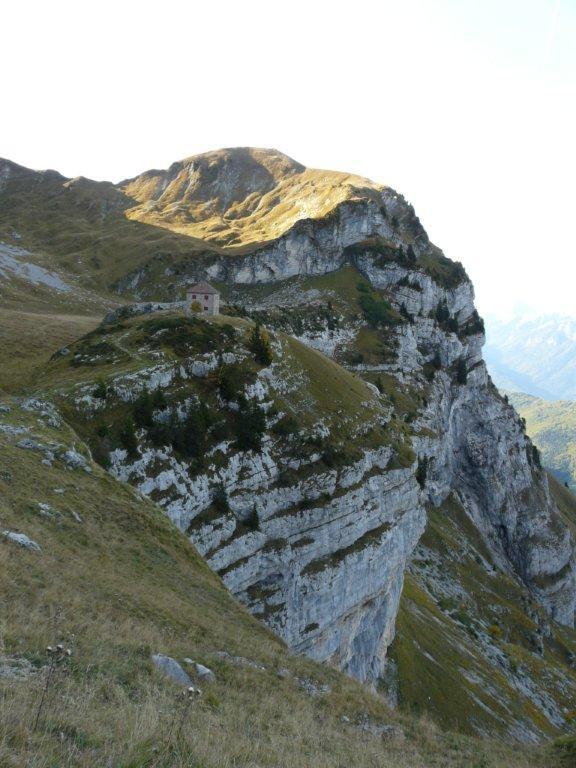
[2,531,41,552]
[184,659,216,682]
[151,654,191,686]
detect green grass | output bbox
[506,391,576,489]
[0,308,102,393]
[389,493,576,740]
[0,398,557,767]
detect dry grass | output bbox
[0,400,559,767]
[122,148,385,248]
[0,309,102,393]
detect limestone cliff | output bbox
[29,149,576,739]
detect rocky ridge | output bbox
[5,148,576,740]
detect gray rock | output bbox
[0,423,29,436]
[151,654,192,686]
[2,531,41,552]
[62,449,91,472]
[184,659,216,682]
[0,655,35,680]
[214,651,267,671]
[16,438,45,451]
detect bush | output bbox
[212,484,231,515]
[133,390,154,429]
[248,323,273,366]
[218,365,242,401]
[173,404,212,463]
[416,456,428,488]
[93,379,107,400]
[272,414,299,437]
[359,293,396,328]
[244,506,260,531]
[119,417,138,458]
[151,389,167,409]
[456,358,468,384]
[235,403,266,452]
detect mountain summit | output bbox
[120,147,385,247]
[2,149,576,759]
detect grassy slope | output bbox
[34,310,400,477]
[0,160,217,295]
[506,391,576,489]
[121,147,384,248]
[390,493,576,741]
[0,308,102,393]
[1,399,556,768]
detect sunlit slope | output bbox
[0,157,217,292]
[121,147,386,247]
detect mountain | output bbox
[485,315,576,400]
[2,148,576,763]
[506,391,576,489]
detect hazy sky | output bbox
[2,0,575,318]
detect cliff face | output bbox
[199,184,576,628]
[35,150,576,737]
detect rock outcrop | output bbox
[51,154,576,697]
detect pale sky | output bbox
[2,0,575,318]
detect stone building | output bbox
[187,281,220,316]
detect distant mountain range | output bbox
[485,314,576,400]
[506,391,576,490]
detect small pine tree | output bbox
[133,390,153,428]
[248,324,273,366]
[151,389,167,410]
[456,358,468,384]
[119,417,138,458]
[93,379,107,400]
[416,456,428,488]
[212,484,231,514]
[236,403,266,452]
[245,506,260,531]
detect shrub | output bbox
[248,323,273,366]
[456,358,468,385]
[235,403,266,452]
[359,293,396,328]
[416,456,428,488]
[151,389,167,409]
[133,390,154,429]
[93,379,107,400]
[173,404,212,464]
[218,365,242,401]
[272,414,299,437]
[119,417,138,458]
[148,420,172,448]
[244,506,260,531]
[212,484,231,515]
